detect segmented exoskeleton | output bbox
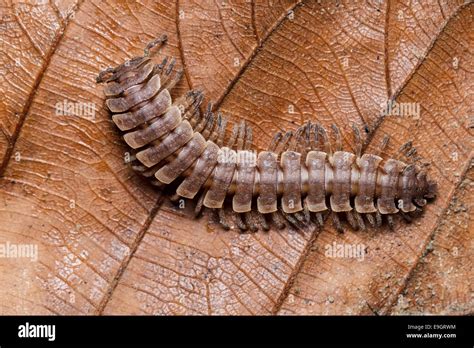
[96,36,437,232]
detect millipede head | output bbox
[415,170,437,204]
[96,56,150,84]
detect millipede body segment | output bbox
[97,36,437,232]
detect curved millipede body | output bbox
[97,36,437,232]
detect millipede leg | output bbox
[352,124,362,158]
[410,207,424,218]
[310,123,320,150]
[375,210,383,228]
[289,125,305,151]
[209,113,220,142]
[387,214,395,230]
[303,200,311,223]
[285,214,304,229]
[186,89,204,111]
[406,147,417,158]
[244,212,258,232]
[184,103,203,128]
[317,124,332,155]
[257,213,270,231]
[165,57,176,76]
[178,89,200,108]
[298,124,309,155]
[210,113,226,143]
[400,144,423,165]
[194,190,206,217]
[215,113,228,147]
[332,212,344,233]
[346,211,359,230]
[410,150,424,165]
[178,90,203,121]
[217,208,230,231]
[271,212,286,230]
[226,123,240,148]
[236,121,246,150]
[184,109,199,126]
[354,211,366,231]
[161,58,182,91]
[193,90,205,107]
[280,208,303,229]
[315,212,325,228]
[162,68,183,91]
[235,213,248,231]
[154,56,168,74]
[244,125,253,150]
[158,57,176,87]
[396,140,413,161]
[274,131,293,154]
[192,115,205,133]
[331,124,343,151]
[194,104,214,136]
[143,34,168,56]
[375,135,390,157]
[400,211,412,223]
[268,131,283,152]
[293,211,306,223]
[201,108,216,139]
[193,112,209,134]
[366,213,376,228]
[303,121,312,156]
[155,58,171,82]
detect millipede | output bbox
[96,35,437,233]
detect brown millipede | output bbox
[96,36,437,232]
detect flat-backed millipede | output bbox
[96,36,437,232]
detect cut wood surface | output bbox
[0,0,472,315]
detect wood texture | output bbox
[0,0,472,315]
